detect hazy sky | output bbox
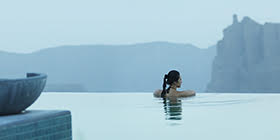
[0,0,279,53]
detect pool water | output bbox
[30,93,280,140]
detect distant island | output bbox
[0,42,215,92]
[206,15,280,93]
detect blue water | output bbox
[30,93,280,140]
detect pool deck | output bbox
[0,110,72,140]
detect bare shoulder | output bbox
[153,89,162,97]
[178,90,196,97]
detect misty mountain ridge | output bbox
[4,15,280,93]
[0,41,216,92]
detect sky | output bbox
[0,0,280,53]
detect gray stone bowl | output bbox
[0,73,47,115]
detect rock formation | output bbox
[206,15,280,93]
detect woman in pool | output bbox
[154,70,196,98]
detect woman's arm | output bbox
[153,89,162,97]
[179,90,196,97]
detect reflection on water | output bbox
[163,97,182,120]
[161,94,256,122]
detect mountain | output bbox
[206,15,280,93]
[0,41,216,92]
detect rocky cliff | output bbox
[206,15,280,93]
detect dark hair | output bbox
[161,70,180,97]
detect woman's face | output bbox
[174,76,182,88]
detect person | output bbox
[153,70,196,98]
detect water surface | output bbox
[30,93,280,140]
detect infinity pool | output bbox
[30,93,280,140]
